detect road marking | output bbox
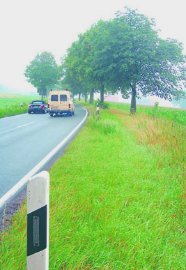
[0,121,35,135]
[0,108,88,209]
[17,122,35,128]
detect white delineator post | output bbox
[27,171,49,270]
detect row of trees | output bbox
[25,9,186,112]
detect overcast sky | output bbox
[0,0,186,91]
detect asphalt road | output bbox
[0,105,86,199]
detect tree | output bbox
[61,20,116,103]
[25,52,59,98]
[60,32,97,102]
[105,9,186,112]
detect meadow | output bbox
[0,94,38,118]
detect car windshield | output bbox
[32,101,44,105]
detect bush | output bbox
[100,102,109,109]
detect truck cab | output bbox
[48,90,75,117]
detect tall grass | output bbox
[109,102,186,125]
[0,106,185,269]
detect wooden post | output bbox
[27,171,49,270]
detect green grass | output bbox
[0,106,185,269]
[0,94,38,118]
[109,102,186,125]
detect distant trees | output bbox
[61,8,186,112]
[25,52,59,98]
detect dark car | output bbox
[28,100,48,114]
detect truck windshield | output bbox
[51,95,58,101]
[60,95,67,101]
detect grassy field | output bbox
[109,102,186,125]
[0,105,185,269]
[0,94,38,118]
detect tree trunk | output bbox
[100,83,104,103]
[89,89,94,104]
[78,92,81,101]
[84,92,88,103]
[130,85,137,113]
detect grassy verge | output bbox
[0,106,185,269]
[109,102,186,125]
[0,94,38,118]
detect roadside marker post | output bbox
[27,171,49,270]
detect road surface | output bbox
[0,106,86,199]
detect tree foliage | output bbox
[109,9,186,111]
[61,8,186,112]
[25,52,59,98]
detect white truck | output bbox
[48,90,75,117]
